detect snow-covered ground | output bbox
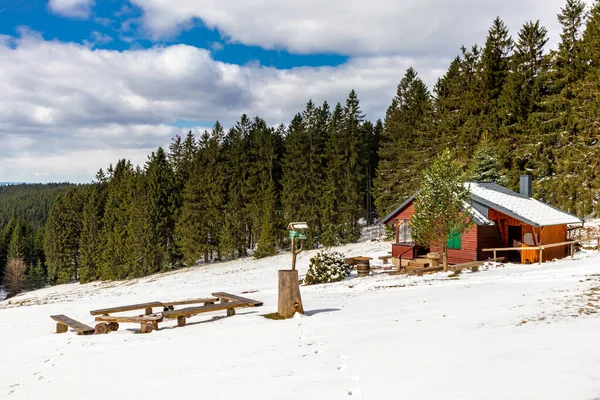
[2,241,600,399]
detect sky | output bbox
[0,0,594,183]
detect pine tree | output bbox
[78,179,107,283]
[373,68,433,217]
[480,17,513,137]
[249,118,284,258]
[44,189,85,284]
[99,160,133,280]
[411,149,472,271]
[281,101,329,245]
[468,135,504,183]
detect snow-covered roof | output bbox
[462,200,492,226]
[467,182,583,227]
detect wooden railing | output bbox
[483,237,599,265]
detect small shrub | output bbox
[304,250,350,285]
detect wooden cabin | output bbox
[382,176,583,265]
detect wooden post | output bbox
[56,323,68,334]
[539,247,543,265]
[291,236,297,270]
[177,316,186,327]
[493,250,496,262]
[144,307,152,315]
[278,270,304,318]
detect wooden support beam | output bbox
[56,323,68,334]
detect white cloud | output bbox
[48,0,95,19]
[130,0,596,56]
[0,32,444,182]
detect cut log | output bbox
[177,316,186,327]
[107,322,119,332]
[56,323,68,334]
[139,322,154,334]
[94,322,109,335]
[278,270,304,318]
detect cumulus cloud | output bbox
[130,0,595,56]
[48,0,95,19]
[0,31,444,182]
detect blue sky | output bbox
[0,0,592,182]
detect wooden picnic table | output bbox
[89,297,219,316]
[88,292,263,334]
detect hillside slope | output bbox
[1,241,600,399]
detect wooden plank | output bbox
[162,297,219,307]
[211,292,263,307]
[162,301,248,319]
[50,315,95,335]
[90,301,163,316]
[95,315,162,323]
[91,298,221,316]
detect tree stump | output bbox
[177,316,186,327]
[56,323,68,334]
[278,270,304,318]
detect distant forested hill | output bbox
[0,183,79,229]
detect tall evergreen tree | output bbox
[44,188,85,284]
[373,68,433,217]
[480,17,513,137]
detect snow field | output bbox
[1,240,600,399]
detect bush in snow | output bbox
[304,250,350,285]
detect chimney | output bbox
[520,175,532,197]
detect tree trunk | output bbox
[443,245,448,272]
[278,270,304,318]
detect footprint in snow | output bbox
[336,364,347,372]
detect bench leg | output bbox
[227,308,236,317]
[144,307,153,315]
[177,316,186,327]
[56,323,68,334]
[139,322,153,334]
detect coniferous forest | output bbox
[2,0,600,289]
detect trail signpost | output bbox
[278,222,308,317]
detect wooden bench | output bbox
[162,300,248,327]
[211,292,263,307]
[94,314,163,334]
[50,315,95,335]
[89,297,219,316]
[378,255,392,264]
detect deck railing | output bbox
[482,237,600,265]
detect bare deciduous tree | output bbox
[3,258,27,297]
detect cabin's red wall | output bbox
[431,225,479,264]
[394,202,415,222]
[392,243,417,259]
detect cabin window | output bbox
[447,229,461,249]
[397,220,412,243]
[523,232,538,246]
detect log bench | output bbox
[162,300,248,327]
[94,314,163,334]
[50,315,95,335]
[89,297,219,316]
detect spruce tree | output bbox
[78,181,106,284]
[99,160,133,280]
[373,68,433,217]
[44,189,84,284]
[480,17,513,137]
